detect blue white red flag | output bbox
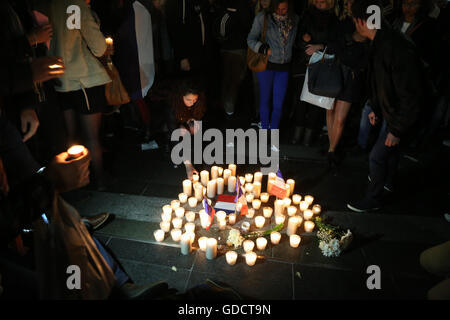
[234,178,248,215]
[270,168,288,199]
[203,198,215,231]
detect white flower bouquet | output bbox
[315,217,353,257]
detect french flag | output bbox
[270,168,288,199]
[203,198,215,231]
[235,178,248,216]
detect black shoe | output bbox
[291,126,305,144]
[367,175,394,193]
[302,128,313,147]
[82,212,112,231]
[327,151,339,168]
[347,198,381,213]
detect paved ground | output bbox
[62,121,450,300]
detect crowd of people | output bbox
[0,0,449,300]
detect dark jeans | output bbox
[220,49,247,115]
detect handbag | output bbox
[104,61,131,106]
[300,69,335,110]
[247,14,268,73]
[307,47,343,98]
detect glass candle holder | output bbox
[226,251,238,265]
[245,252,257,266]
[270,232,281,245]
[290,235,301,248]
[171,229,182,242]
[254,216,265,229]
[256,237,267,251]
[260,193,270,203]
[262,207,273,218]
[243,240,255,253]
[154,229,165,242]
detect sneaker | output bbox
[141,140,159,151]
[82,212,111,231]
[367,175,394,192]
[347,198,380,213]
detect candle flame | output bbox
[67,145,85,156]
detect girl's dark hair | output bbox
[171,79,206,123]
[269,0,295,19]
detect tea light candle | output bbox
[194,183,203,201]
[183,179,192,196]
[245,173,253,183]
[206,238,217,260]
[300,201,309,212]
[228,164,236,176]
[201,219,210,230]
[247,208,255,218]
[255,216,265,229]
[252,199,261,210]
[275,214,286,225]
[271,232,281,245]
[263,207,273,218]
[245,252,257,266]
[260,193,270,203]
[287,216,301,236]
[256,237,267,251]
[290,235,301,248]
[161,212,172,222]
[254,172,263,183]
[67,145,86,160]
[304,221,315,233]
[175,207,185,218]
[184,222,195,233]
[223,169,231,185]
[305,195,314,205]
[253,181,261,198]
[303,209,314,221]
[243,240,255,253]
[283,197,292,208]
[292,194,302,205]
[219,219,227,230]
[228,176,236,193]
[188,197,198,208]
[171,200,181,210]
[245,193,254,203]
[218,167,223,177]
[287,206,297,217]
[245,183,254,193]
[286,179,295,195]
[178,193,188,204]
[207,179,217,198]
[185,211,196,222]
[187,232,196,245]
[160,221,171,233]
[162,205,172,215]
[226,251,238,265]
[200,170,209,186]
[217,178,224,195]
[172,218,183,229]
[170,229,182,242]
[192,174,199,184]
[274,199,285,215]
[216,211,227,222]
[154,229,165,242]
[211,166,219,179]
[228,213,236,225]
[198,237,208,251]
[180,233,191,255]
[312,204,321,215]
[105,37,113,46]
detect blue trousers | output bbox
[257,70,289,129]
[357,101,373,149]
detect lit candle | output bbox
[153,229,165,242]
[245,193,254,203]
[271,232,281,245]
[180,233,192,255]
[49,64,63,69]
[160,221,171,233]
[161,212,172,222]
[245,183,254,194]
[286,179,295,195]
[300,201,309,212]
[172,218,183,229]
[198,237,208,251]
[283,197,292,208]
[287,206,297,217]
[252,181,261,198]
[219,219,227,230]
[216,178,224,195]
[305,195,314,205]
[187,232,195,245]
[228,164,236,176]
[312,204,321,215]
[188,197,198,208]
[247,208,255,218]
[67,145,86,160]
[292,194,302,205]
[216,211,227,222]
[255,216,265,229]
[201,218,210,230]
[206,238,217,260]
[260,193,270,203]
[194,183,203,201]
[262,207,273,218]
[184,222,196,234]
[218,167,223,177]
[228,176,236,193]
[236,202,243,213]
[239,176,246,186]
[211,166,219,180]
[274,199,285,215]
[290,235,301,248]
[171,200,180,210]
[256,237,267,251]
[267,172,276,193]
[223,169,231,185]
[241,221,250,232]
[226,251,238,266]
[178,193,188,204]
[252,199,261,210]
[192,174,199,184]
[304,221,315,233]
[287,217,301,236]
[200,170,209,187]
[183,179,192,196]
[243,240,255,253]
[303,209,313,221]
[285,184,291,198]
[162,205,172,215]
[275,214,286,225]
[245,252,257,266]
[185,211,196,222]
[254,172,263,183]
[207,179,217,198]
[245,173,253,183]
[228,213,236,225]
[105,37,113,46]
[171,229,182,242]
[175,207,185,218]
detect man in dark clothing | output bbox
[347,0,428,212]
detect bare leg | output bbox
[79,113,104,183]
[326,103,336,150]
[329,100,352,152]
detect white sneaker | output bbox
[141,140,159,151]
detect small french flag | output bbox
[203,198,215,231]
[270,168,288,199]
[235,178,248,215]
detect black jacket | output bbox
[367,22,428,139]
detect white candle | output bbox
[198,237,208,251]
[162,205,172,215]
[216,211,227,222]
[285,184,291,198]
[207,179,217,198]
[245,252,257,266]
[287,206,297,217]
[228,213,236,225]
[286,179,295,195]
[175,207,185,218]
[305,195,314,205]
[283,197,292,208]
[178,193,188,204]
[211,166,219,180]
[219,219,227,230]
[216,178,224,195]
[303,209,313,221]
[292,194,302,205]
[262,207,273,218]
[223,169,231,185]
[241,221,250,233]
[255,216,265,229]
[300,201,309,212]
[243,240,255,253]
[161,212,172,222]
[256,237,267,251]
[247,208,255,218]
[267,179,274,194]
[192,174,199,184]
[206,238,217,260]
[260,193,270,203]
[274,199,285,215]
[185,211,196,222]
[105,37,113,46]
[218,167,223,177]
[252,181,261,198]
[171,200,180,210]
[154,229,165,242]
[226,251,238,266]
[180,233,191,255]
[200,170,209,187]
[304,221,315,233]
[290,235,301,248]
[186,232,195,245]
[228,176,236,193]
[245,173,253,183]
[160,221,171,233]
[183,179,192,196]
[254,172,263,183]
[252,199,261,210]
[201,218,210,229]
[312,204,322,215]
[172,218,183,229]
[271,232,281,245]
[267,172,276,193]
[236,202,243,213]
[245,193,254,203]
[275,214,286,225]
[188,197,198,208]
[228,164,236,176]
[287,217,301,236]
[239,176,246,186]
[245,183,254,194]
[194,183,203,201]
[184,222,195,233]
[170,229,182,242]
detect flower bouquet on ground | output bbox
[315,217,352,257]
[226,224,284,249]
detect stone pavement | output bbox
[63,133,450,300]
